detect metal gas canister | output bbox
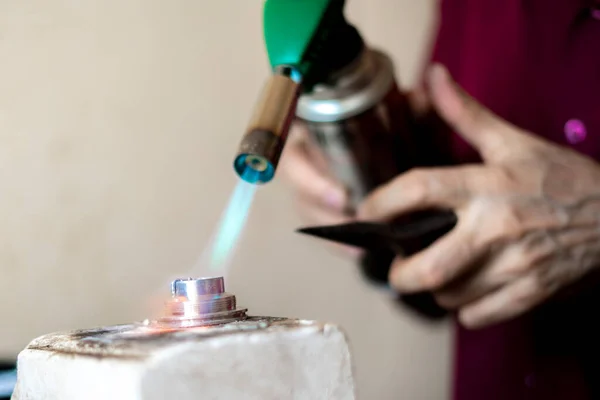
[297,48,416,209]
[296,47,449,318]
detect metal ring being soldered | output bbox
[147,277,247,329]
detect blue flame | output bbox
[207,179,257,270]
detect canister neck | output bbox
[296,49,396,123]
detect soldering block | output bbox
[11,317,356,400]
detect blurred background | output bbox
[0,0,450,398]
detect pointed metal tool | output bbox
[297,210,458,321]
[297,210,458,256]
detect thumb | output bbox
[427,64,519,161]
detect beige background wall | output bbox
[0,0,449,398]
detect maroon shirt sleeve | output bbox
[423,1,600,399]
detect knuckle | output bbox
[459,311,483,329]
[475,203,524,248]
[420,265,448,290]
[403,168,431,202]
[421,272,439,290]
[497,247,535,278]
[510,279,540,309]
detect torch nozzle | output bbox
[234,67,301,184]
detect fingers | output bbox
[435,238,558,328]
[358,166,485,222]
[433,271,498,310]
[432,237,528,309]
[280,127,348,212]
[388,224,485,293]
[427,64,519,161]
[458,273,553,329]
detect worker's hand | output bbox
[359,64,600,329]
[279,125,361,259]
